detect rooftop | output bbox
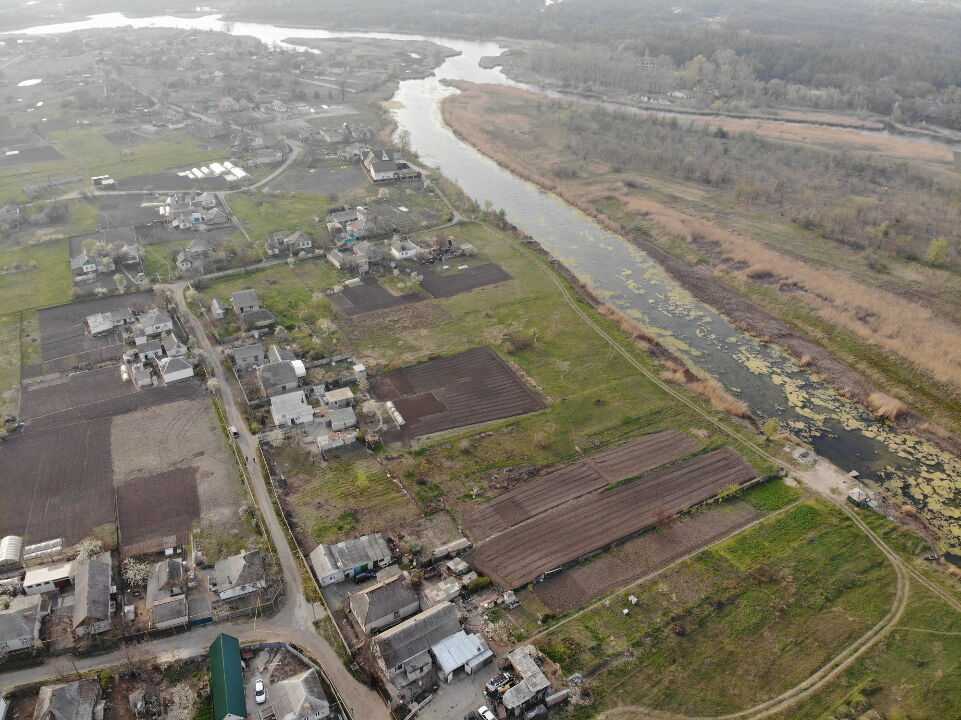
[33,680,101,720]
[269,669,330,720]
[214,550,265,591]
[231,289,259,308]
[430,630,489,677]
[374,601,461,669]
[349,574,419,628]
[72,552,111,630]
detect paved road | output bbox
[166,283,390,720]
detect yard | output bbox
[270,449,422,551]
[0,238,72,313]
[226,191,331,246]
[538,500,897,718]
[0,313,21,418]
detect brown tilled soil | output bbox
[532,500,762,613]
[372,346,546,441]
[420,262,511,298]
[117,467,201,550]
[468,448,756,588]
[464,430,699,540]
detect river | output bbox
[10,13,961,546]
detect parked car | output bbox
[352,570,377,583]
[254,679,266,704]
[229,425,240,438]
[477,706,496,720]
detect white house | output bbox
[212,550,267,601]
[138,309,174,337]
[389,238,420,261]
[309,534,392,586]
[270,390,314,427]
[323,386,354,409]
[22,561,73,595]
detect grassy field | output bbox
[272,450,421,546]
[539,500,896,718]
[0,314,21,418]
[0,128,222,203]
[196,259,344,353]
[227,192,331,246]
[143,237,191,281]
[0,238,72,313]
[341,221,778,521]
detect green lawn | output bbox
[273,450,421,545]
[227,192,331,245]
[142,238,191,281]
[0,314,21,418]
[0,238,72,313]
[540,501,896,718]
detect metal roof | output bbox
[430,630,489,677]
[209,634,246,720]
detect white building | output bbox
[270,391,314,427]
[323,386,354,409]
[22,561,73,595]
[159,357,194,383]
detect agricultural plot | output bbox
[20,365,136,421]
[0,238,72,315]
[331,277,422,316]
[464,429,699,540]
[0,381,204,546]
[371,346,546,441]
[117,468,201,555]
[420,262,511,298]
[469,448,756,588]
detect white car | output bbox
[477,706,496,720]
[254,679,267,705]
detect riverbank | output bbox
[440,82,961,458]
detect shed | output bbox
[209,634,246,720]
[323,386,354,408]
[430,630,491,682]
[327,406,357,432]
[230,289,260,315]
[23,561,73,595]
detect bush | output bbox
[467,575,492,592]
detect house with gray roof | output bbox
[271,391,314,428]
[371,601,461,704]
[269,669,330,720]
[241,308,277,332]
[212,550,267,601]
[231,290,261,315]
[231,343,266,372]
[309,534,392,586]
[259,361,300,397]
[0,594,48,658]
[33,680,102,720]
[146,559,188,631]
[72,552,112,638]
[348,573,420,635]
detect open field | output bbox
[0,379,204,546]
[227,191,331,247]
[420,262,511,298]
[20,365,136,421]
[0,313,21,417]
[331,277,422,315]
[464,429,699,540]
[371,346,547,441]
[469,448,756,588]
[269,449,422,550]
[112,395,247,559]
[538,500,896,718]
[0,238,72,314]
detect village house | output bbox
[211,550,267,601]
[259,360,304,397]
[389,237,421,262]
[325,406,357,433]
[269,669,331,720]
[266,230,314,256]
[145,558,188,631]
[0,594,48,659]
[309,534,392,586]
[159,357,195,384]
[370,601,462,705]
[502,645,552,719]
[347,573,421,635]
[271,390,314,427]
[231,289,261,315]
[362,148,420,183]
[231,343,266,372]
[72,552,112,638]
[85,308,134,336]
[22,561,73,596]
[209,634,246,720]
[323,386,354,409]
[241,308,278,332]
[33,680,103,720]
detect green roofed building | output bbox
[209,633,246,720]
